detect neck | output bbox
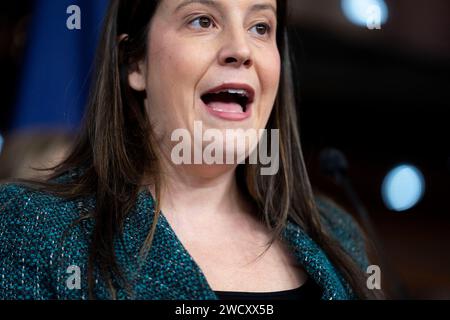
[148,155,253,224]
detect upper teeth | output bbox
[219,89,248,97]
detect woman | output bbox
[0,0,380,300]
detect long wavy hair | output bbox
[19,0,379,299]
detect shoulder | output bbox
[0,180,92,299]
[0,181,90,230]
[315,195,370,270]
[0,167,93,224]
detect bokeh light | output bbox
[382,164,425,212]
[341,0,388,27]
[0,134,4,155]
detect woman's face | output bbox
[129,0,281,169]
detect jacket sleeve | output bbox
[0,183,56,300]
[315,195,371,272]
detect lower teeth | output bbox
[211,107,244,113]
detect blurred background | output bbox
[0,0,449,299]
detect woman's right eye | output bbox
[189,16,215,29]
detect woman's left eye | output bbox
[250,23,271,36]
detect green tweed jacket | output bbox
[0,171,369,300]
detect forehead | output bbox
[161,0,278,12]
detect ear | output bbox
[128,61,147,92]
[118,34,146,92]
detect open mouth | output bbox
[201,85,255,114]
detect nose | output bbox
[218,28,253,68]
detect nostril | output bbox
[225,57,238,64]
[224,57,252,67]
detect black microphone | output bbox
[319,147,407,299]
[319,148,348,183]
[319,148,376,236]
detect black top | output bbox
[214,278,323,300]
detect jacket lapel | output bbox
[134,190,216,300]
[281,220,353,300]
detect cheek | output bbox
[262,50,281,98]
[146,37,181,104]
[258,49,281,120]
[146,32,210,110]
[145,34,198,133]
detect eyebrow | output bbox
[175,0,220,13]
[175,0,277,15]
[248,3,277,15]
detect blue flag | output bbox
[12,0,109,131]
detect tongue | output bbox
[206,101,243,113]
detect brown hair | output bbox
[17,0,380,299]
